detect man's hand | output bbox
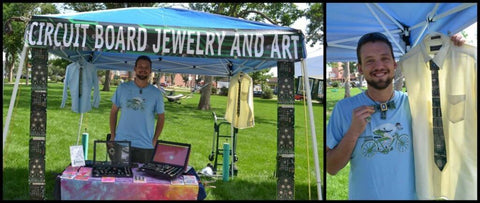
[349,105,375,137]
[152,139,157,148]
[450,33,466,46]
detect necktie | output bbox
[372,100,396,119]
[430,59,447,171]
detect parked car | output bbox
[295,94,304,100]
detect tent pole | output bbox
[3,43,29,149]
[300,60,322,200]
[76,113,84,145]
[372,3,405,32]
[366,3,405,55]
[433,3,476,21]
[413,23,430,47]
[413,3,474,47]
[413,4,440,46]
[230,120,234,180]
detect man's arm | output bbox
[152,113,165,147]
[326,131,360,175]
[109,104,119,141]
[327,105,374,175]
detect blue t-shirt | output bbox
[111,81,164,149]
[327,91,416,200]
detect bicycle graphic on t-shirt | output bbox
[127,97,145,111]
[360,122,409,158]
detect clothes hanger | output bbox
[428,33,443,52]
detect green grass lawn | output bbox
[3,82,323,200]
[325,86,364,200]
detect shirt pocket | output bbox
[447,94,465,123]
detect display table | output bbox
[58,165,199,200]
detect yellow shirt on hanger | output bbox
[225,72,255,129]
[399,32,477,200]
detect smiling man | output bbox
[326,32,416,200]
[109,55,165,163]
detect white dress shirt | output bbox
[225,72,255,129]
[399,32,477,200]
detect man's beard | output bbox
[366,76,393,90]
[136,75,148,80]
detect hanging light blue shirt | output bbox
[112,81,164,149]
[61,62,100,113]
[327,91,417,200]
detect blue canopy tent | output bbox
[326,3,477,62]
[5,7,322,200]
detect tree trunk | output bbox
[103,70,111,91]
[149,72,154,84]
[358,75,364,88]
[394,68,403,91]
[8,52,16,83]
[5,52,11,83]
[344,62,351,98]
[157,73,162,85]
[197,75,212,110]
[25,49,30,86]
[128,71,134,81]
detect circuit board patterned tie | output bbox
[430,60,447,171]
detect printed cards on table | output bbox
[74,167,91,181]
[101,177,115,182]
[63,165,80,175]
[69,145,85,167]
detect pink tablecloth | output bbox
[59,165,198,200]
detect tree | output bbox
[3,3,58,83]
[197,76,213,110]
[304,3,323,47]
[188,3,304,110]
[63,3,105,12]
[48,57,70,82]
[181,74,190,87]
[249,69,273,91]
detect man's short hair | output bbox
[356,32,394,64]
[135,55,152,68]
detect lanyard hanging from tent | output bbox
[79,65,82,98]
[236,74,242,117]
[76,63,84,146]
[231,72,243,180]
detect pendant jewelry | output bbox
[366,90,396,120]
[380,103,388,111]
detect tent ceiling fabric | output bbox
[326,3,477,62]
[25,7,306,76]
